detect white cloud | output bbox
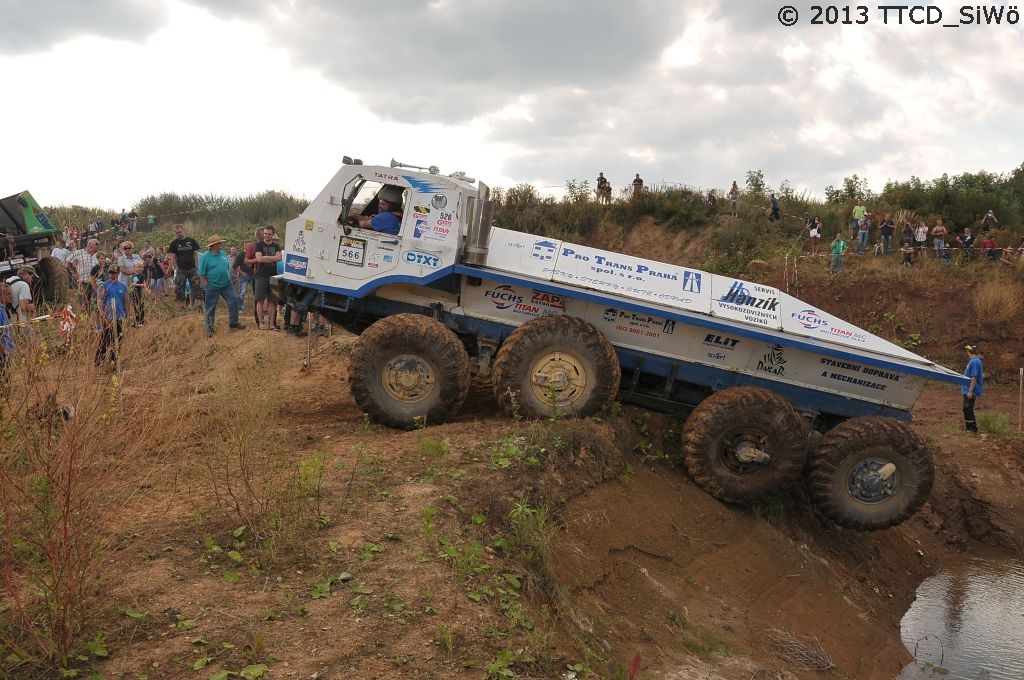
[0,0,1021,211]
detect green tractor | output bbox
[1,190,68,304]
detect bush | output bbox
[973,279,1022,326]
[978,411,1014,436]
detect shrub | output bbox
[978,411,1014,436]
[973,279,1022,326]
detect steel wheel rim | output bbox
[381,354,436,404]
[528,351,587,409]
[844,456,899,504]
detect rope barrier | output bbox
[0,307,77,343]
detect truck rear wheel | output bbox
[348,314,470,429]
[809,416,933,531]
[37,256,69,304]
[682,387,806,503]
[491,315,620,419]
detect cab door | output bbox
[322,177,404,283]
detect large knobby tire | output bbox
[37,256,69,305]
[348,314,470,429]
[491,315,620,419]
[809,416,934,531]
[682,387,807,503]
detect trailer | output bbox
[277,158,967,531]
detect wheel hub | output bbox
[530,352,586,408]
[719,431,772,474]
[846,457,899,503]
[381,354,436,404]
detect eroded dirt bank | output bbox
[547,383,1024,679]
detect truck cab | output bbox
[281,159,474,297]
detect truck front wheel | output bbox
[809,416,934,531]
[348,314,470,429]
[491,315,620,419]
[682,387,806,503]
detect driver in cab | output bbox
[347,186,403,235]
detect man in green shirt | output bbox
[830,233,848,274]
[198,234,246,338]
[851,204,867,237]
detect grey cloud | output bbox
[193,0,685,123]
[487,63,907,199]
[0,0,166,54]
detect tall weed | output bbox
[1,320,182,672]
[973,279,1021,326]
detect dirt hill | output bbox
[3,224,1024,680]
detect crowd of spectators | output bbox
[3,223,326,374]
[805,208,1024,267]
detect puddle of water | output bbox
[899,553,1024,679]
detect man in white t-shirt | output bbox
[50,237,71,264]
[5,267,35,323]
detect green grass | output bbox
[979,411,1015,436]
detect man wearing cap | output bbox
[5,267,36,324]
[348,187,404,235]
[962,344,984,433]
[198,234,245,338]
[95,264,128,367]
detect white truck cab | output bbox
[282,159,474,294]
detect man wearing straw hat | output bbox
[198,234,246,338]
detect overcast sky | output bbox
[1,0,1021,210]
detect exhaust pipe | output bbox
[464,182,492,266]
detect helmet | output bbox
[378,186,404,206]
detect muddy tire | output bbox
[682,387,806,503]
[37,256,69,305]
[491,315,620,419]
[809,416,933,531]
[348,314,470,429]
